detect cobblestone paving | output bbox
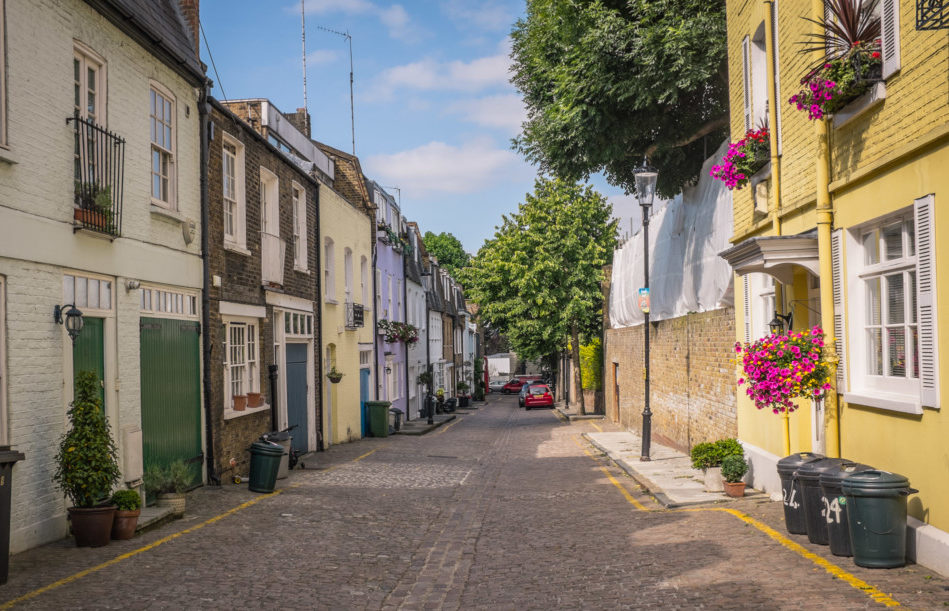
[4,396,949,609]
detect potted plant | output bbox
[246,391,263,408]
[721,454,750,498]
[110,489,142,540]
[327,366,344,384]
[456,381,470,407]
[709,127,770,190]
[690,438,744,492]
[53,370,121,547]
[144,460,192,518]
[417,370,433,387]
[232,394,248,411]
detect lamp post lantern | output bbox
[54,304,84,342]
[768,311,793,335]
[633,158,658,462]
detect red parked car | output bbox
[524,384,554,409]
[501,379,526,394]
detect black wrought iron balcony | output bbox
[345,302,365,329]
[68,113,125,237]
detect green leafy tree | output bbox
[423,231,471,279]
[53,371,120,508]
[510,0,729,197]
[462,178,617,413]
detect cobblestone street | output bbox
[4,394,949,610]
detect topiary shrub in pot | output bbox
[144,459,192,518]
[110,489,142,540]
[691,442,725,493]
[53,371,121,547]
[721,454,750,498]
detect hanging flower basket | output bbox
[789,41,882,121]
[710,127,770,190]
[327,367,344,384]
[735,326,833,414]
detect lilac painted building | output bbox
[367,180,408,416]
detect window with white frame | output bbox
[284,310,314,337]
[324,237,335,300]
[845,202,939,413]
[344,248,353,302]
[63,274,113,311]
[223,318,259,408]
[292,183,307,270]
[150,84,176,208]
[222,133,245,247]
[360,256,368,306]
[140,286,197,317]
[74,43,105,124]
[376,269,383,316]
[750,273,777,340]
[386,354,396,400]
[260,168,278,236]
[397,279,402,321]
[750,23,768,130]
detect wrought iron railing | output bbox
[345,302,365,329]
[68,113,125,237]
[918,0,949,30]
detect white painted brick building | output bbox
[0,0,207,552]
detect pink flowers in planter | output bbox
[709,127,770,190]
[788,41,882,121]
[736,326,833,414]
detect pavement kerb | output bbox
[583,432,678,509]
[554,402,605,421]
[395,414,456,436]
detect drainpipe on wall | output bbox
[403,250,410,419]
[812,0,841,459]
[314,183,324,451]
[198,80,219,486]
[372,246,379,402]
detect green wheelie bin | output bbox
[842,470,917,568]
[365,401,392,437]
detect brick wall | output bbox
[207,104,320,477]
[604,308,738,454]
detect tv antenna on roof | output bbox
[316,24,355,157]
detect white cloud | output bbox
[442,0,514,32]
[306,49,339,64]
[377,44,512,94]
[300,0,417,41]
[365,138,530,197]
[445,94,525,133]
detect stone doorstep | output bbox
[394,414,457,436]
[135,505,178,535]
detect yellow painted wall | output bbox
[319,185,373,445]
[727,0,949,533]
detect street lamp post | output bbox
[634,158,658,461]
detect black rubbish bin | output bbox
[0,447,24,584]
[776,452,824,534]
[389,408,403,433]
[444,398,457,413]
[842,470,917,568]
[820,462,874,556]
[795,458,848,545]
[248,441,283,493]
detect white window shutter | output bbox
[881,0,901,79]
[771,0,782,155]
[914,195,939,408]
[742,36,752,132]
[831,229,847,390]
[743,274,751,343]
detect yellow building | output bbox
[315,143,375,446]
[722,0,949,573]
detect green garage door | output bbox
[73,317,105,409]
[140,317,202,488]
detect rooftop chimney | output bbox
[178,0,200,58]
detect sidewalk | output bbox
[554,402,605,421]
[585,430,766,508]
[396,412,456,435]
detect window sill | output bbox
[325,297,338,305]
[0,146,18,165]
[224,242,251,257]
[294,266,310,275]
[150,203,184,223]
[844,391,921,415]
[832,82,886,129]
[224,403,271,420]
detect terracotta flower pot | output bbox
[723,481,746,498]
[247,392,263,408]
[111,509,141,540]
[232,394,248,411]
[68,505,116,547]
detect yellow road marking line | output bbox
[590,422,603,432]
[2,445,381,608]
[434,416,462,435]
[571,435,902,608]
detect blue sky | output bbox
[201,0,638,253]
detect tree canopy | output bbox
[510,0,729,197]
[461,178,617,362]
[422,231,471,279]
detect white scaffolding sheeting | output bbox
[610,141,735,328]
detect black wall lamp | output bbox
[769,311,793,335]
[54,304,84,342]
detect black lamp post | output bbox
[54,304,84,342]
[634,158,658,462]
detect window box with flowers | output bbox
[710,127,770,191]
[378,319,420,344]
[788,0,883,122]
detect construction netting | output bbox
[609,141,735,328]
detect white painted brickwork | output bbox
[0,0,204,552]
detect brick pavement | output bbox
[2,395,949,609]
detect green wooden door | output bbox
[73,317,105,408]
[140,317,202,488]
